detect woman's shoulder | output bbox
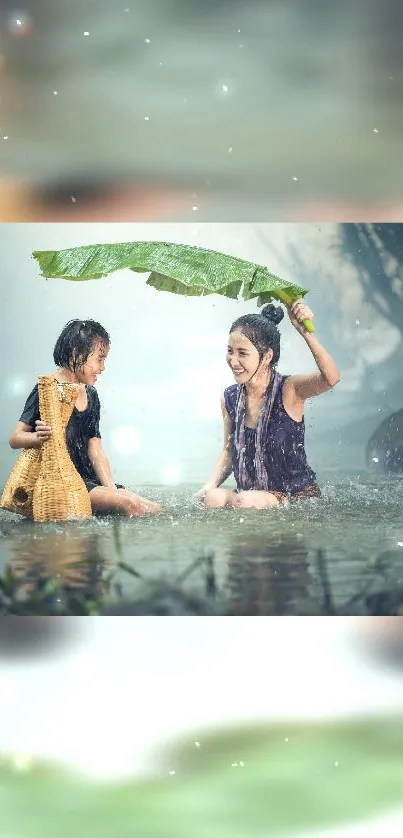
[224,384,238,401]
[223,384,238,415]
[273,372,289,405]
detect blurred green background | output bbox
[2,617,403,834]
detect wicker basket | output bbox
[1,376,93,522]
[0,446,41,518]
[33,377,92,522]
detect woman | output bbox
[196,298,340,509]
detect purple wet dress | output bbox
[224,374,319,498]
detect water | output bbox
[1,472,403,615]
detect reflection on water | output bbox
[1,474,403,615]
[1,526,112,615]
[226,534,311,616]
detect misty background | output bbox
[1,222,401,490]
[0,0,403,219]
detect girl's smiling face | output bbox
[73,341,110,385]
[226,330,273,384]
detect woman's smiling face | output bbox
[226,330,272,384]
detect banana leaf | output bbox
[32,241,315,332]
[2,716,403,837]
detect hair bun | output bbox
[261,304,284,326]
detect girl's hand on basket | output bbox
[35,420,52,444]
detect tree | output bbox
[338,224,403,338]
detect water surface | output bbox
[1,472,402,615]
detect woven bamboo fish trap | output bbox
[0,376,92,522]
[0,445,41,519]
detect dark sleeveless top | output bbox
[19,383,105,492]
[224,375,317,495]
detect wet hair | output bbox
[53,319,110,372]
[229,303,284,365]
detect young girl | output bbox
[8,319,163,517]
[196,298,340,509]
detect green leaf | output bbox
[249,266,307,301]
[32,241,308,305]
[2,717,403,837]
[147,272,242,299]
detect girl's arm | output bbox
[9,420,51,449]
[87,437,117,489]
[10,386,52,449]
[87,392,117,488]
[196,395,233,496]
[285,299,341,402]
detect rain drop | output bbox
[6,13,33,37]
